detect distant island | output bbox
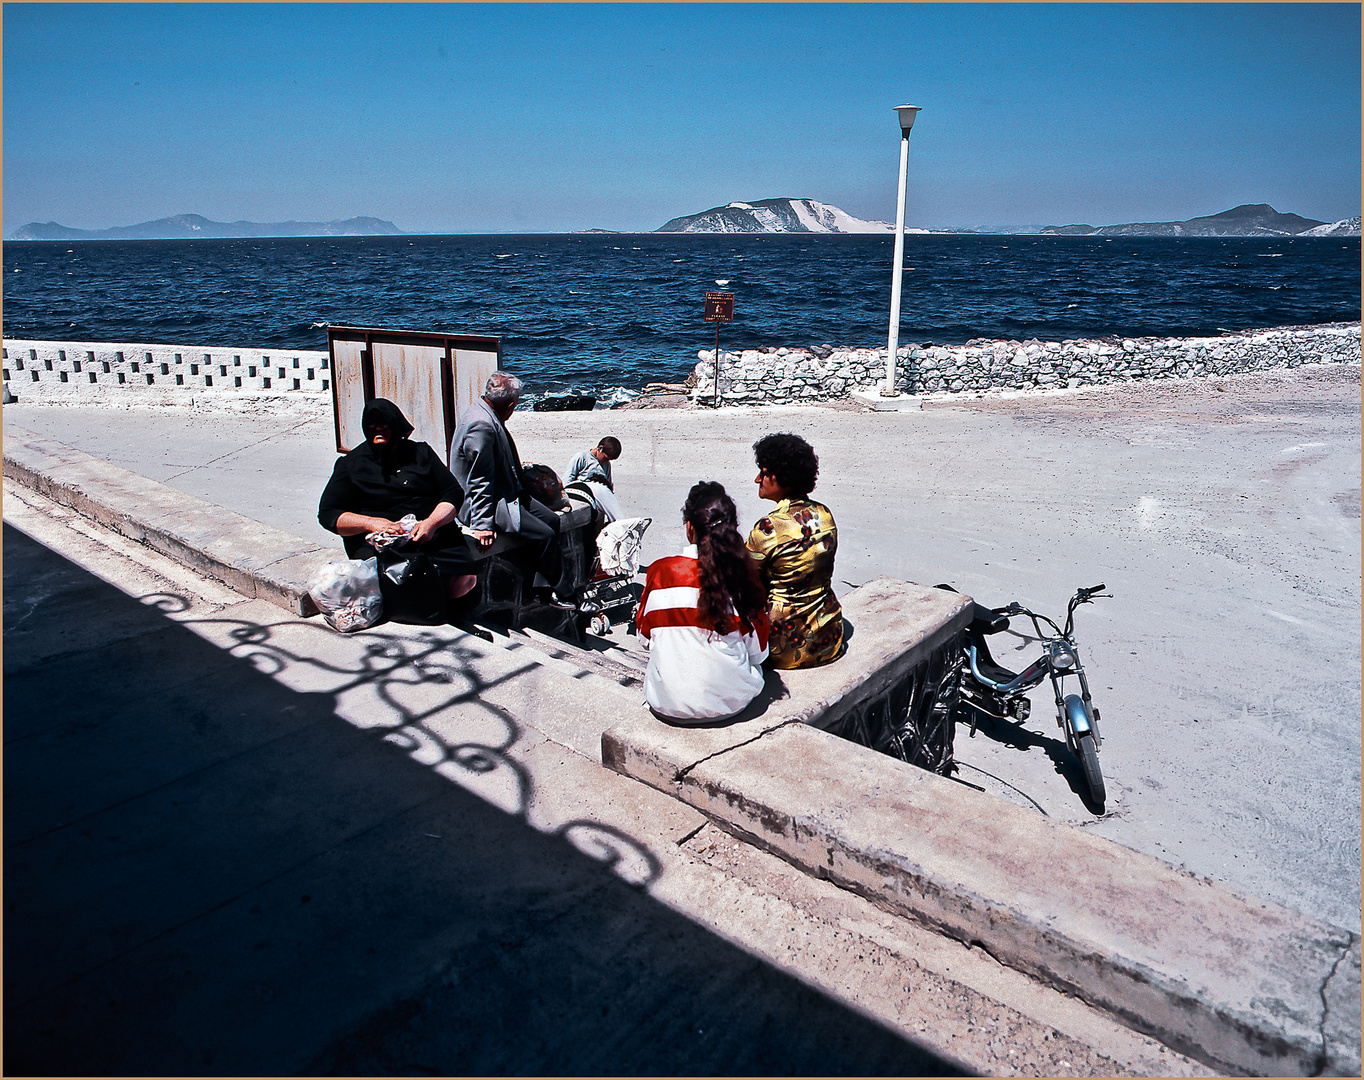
[657,198,896,234]
[1039,204,1357,238]
[8,213,402,241]
[654,199,1359,237]
[12,203,1359,241]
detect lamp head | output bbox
[894,104,922,134]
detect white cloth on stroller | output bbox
[596,516,651,576]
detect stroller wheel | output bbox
[589,613,611,636]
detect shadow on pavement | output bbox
[3,523,968,1076]
[962,710,1106,815]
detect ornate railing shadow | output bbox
[143,591,663,889]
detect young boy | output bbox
[564,437,621,491]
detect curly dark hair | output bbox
[682,481,767,632]
[753,433,818,497]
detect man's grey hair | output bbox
[484,371,523,407]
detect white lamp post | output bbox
[883,104,921,397]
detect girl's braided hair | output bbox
[682,481,767,632]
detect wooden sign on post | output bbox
[704,291,735,406]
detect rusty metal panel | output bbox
[453,347,499,422]
[331,338,369,451]
[327,326,500,456]
[371,342,447,451]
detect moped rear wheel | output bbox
[1076,732,1105,805]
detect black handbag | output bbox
[376,538,447,625]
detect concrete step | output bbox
[3,426,327,615]
[2,477,1217,1076]
[601,709,1361,1077]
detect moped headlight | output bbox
[1051,644,1077,670]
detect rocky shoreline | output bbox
[687,322,1360,406]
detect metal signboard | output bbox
[705,292,735,322]
[327,325,500,454]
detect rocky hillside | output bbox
[9,214,402,240]
[1040,204,1335,237]
[1300,216,1362,237]
[657,198,891,234]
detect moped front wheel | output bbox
[1076,732,1105,805]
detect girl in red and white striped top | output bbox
[636,482,771,722]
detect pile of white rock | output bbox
[691,322,1360,405]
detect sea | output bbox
[3,233,1358,402]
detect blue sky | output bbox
[4,3,1359,233]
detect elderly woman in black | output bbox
[318,398,477,600]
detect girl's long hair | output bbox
[683,482,767,632]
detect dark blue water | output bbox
[4,233,1357,397]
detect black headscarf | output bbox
[361,398,415,443]
[318,397,463,539]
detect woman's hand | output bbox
[410,501,458,545]
[335,512,403,537]
[409,517,439,544]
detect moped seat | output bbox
[968,635,1021,685]
[971,603,1010,635]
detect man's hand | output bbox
[473,529,496,549]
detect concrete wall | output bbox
[691,322,1361,404]
[2,339,330,403]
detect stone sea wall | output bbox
[690,322,1361,404]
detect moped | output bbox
[937,583,1111,805]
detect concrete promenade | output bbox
[4,360,1360,1073]
[5,479,1211,1076]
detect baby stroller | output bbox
[575,515,651,637]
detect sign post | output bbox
[704,291,734,407]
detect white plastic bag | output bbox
[307,557,383,633]
[366,513,418,552]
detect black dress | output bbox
[318,400,477,578]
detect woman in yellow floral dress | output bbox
[745,433,844,668]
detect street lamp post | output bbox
[883,104,921,397]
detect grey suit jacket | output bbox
[449,396,523,533]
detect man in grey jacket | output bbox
[449,372,564,593]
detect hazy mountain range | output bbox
[9,203,1358,240]
[8,213,401,240]
[1038,204,1352,237]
